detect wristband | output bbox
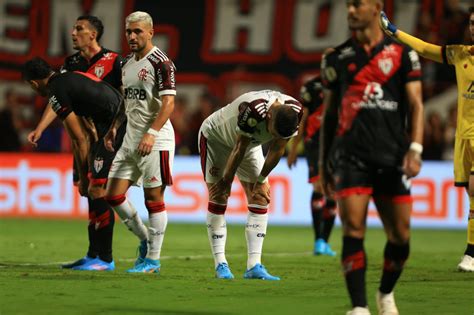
[257,175,266,184]
[409,142,423,154]
[147,128,159,137]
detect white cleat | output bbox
[376,291,399,315]
[457,255,474,272]
[346,306,371,315]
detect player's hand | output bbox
[252,182,271,204]
[27,129,42,147]
[137,133,155,156]
[104,128,117,152]
[379,11,398,36]
[77,179,89,197]
[402,150,422,178]
[209,178,232,200]
[287,150,297,169]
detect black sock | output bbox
[86,197,99,259]
[379,241,410,294]
[322,198,336,242]
[464,244,474,257]
[311,192,324,240]
[342,236,367,307]
[89,197,115,263]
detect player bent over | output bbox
[104,11,176,274]
[199,90,303,280]
[380,7,474,273]
[287,75,337,256]
[22,57,126,271]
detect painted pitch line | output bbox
[0,251,314,267]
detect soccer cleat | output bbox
[215,263,234,279]
[324,243,337,257]
[314,238,326,255]
[457,255,474,272]
[244,263,280,281]
[61,255,95,269]
[127,258,160,273]
[135,239,148,266]
[376,290,399,315]
[71,258,115,271]
[346,306,371,315]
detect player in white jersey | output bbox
[104,11,176,274]
[198,90,303,280]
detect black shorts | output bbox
[331,153,411,201]
[73,123,126,185]
[304,139,320,183]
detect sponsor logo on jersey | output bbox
[94,65,104,78]
[463,81,474,99]
[378,58,393,75]
[138,68,148,81]
[124,87,146,100]
[94,157,103,173]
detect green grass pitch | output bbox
[0,218,473,315]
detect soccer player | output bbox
[380,7,474,273]
[104,11,176,274]
[199,90,303,280]
[287,75,336,256]
[26,15,123,271]
[319,1,424,314]
[22,57,125,271]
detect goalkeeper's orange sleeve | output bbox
[397,30,443,63]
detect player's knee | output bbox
[389,224,410,245]
[249,194,269,207]
[342,219,366,238]
[88,184,106,200]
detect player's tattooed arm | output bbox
[287,107,308,169]
[403,80,424,178]
[261,138,288,179]
[319,89,338,196]
[27,102,57,147]
[63,112,90,196]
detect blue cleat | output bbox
[315,239,336,256]
[127,258,160,273]
[72,258,115,271]
[244,263,280,281]
[135,239,148,266]
[215,263,234,279]
[61,255,95,269]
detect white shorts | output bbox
[198,132,264,184]
[108,147,174,188]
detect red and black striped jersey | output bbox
[322,35,422,166]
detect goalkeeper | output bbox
[380,9,474,273]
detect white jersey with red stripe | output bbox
[201,90,302,148]
[121,46,176,151]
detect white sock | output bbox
[245,211,268,270]
[147,211,168,260]
[113,198,148,241]
[207,212,228,268]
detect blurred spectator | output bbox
[416,11,439,98]
[0,90,21,151]
[187,92,221,155]
[443,104,457,160]
[170,95,191,155]
[423,111,445,160]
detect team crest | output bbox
[94,65,104,78]
[247,118,258,127]
[378,58,393,75]
[94,157,104,173]
[138,68,148,81]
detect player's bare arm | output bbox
[287,107,308,169]
[319,89,338,196]
[403,81,424,178]
[380,11,443,63]
[253,137,288,203]
[209,134,252,200]
[137,94,175,157]
[104,98,126,152]
[63,112,90,196]
[81,116,98,143]
[27,102,57,146]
